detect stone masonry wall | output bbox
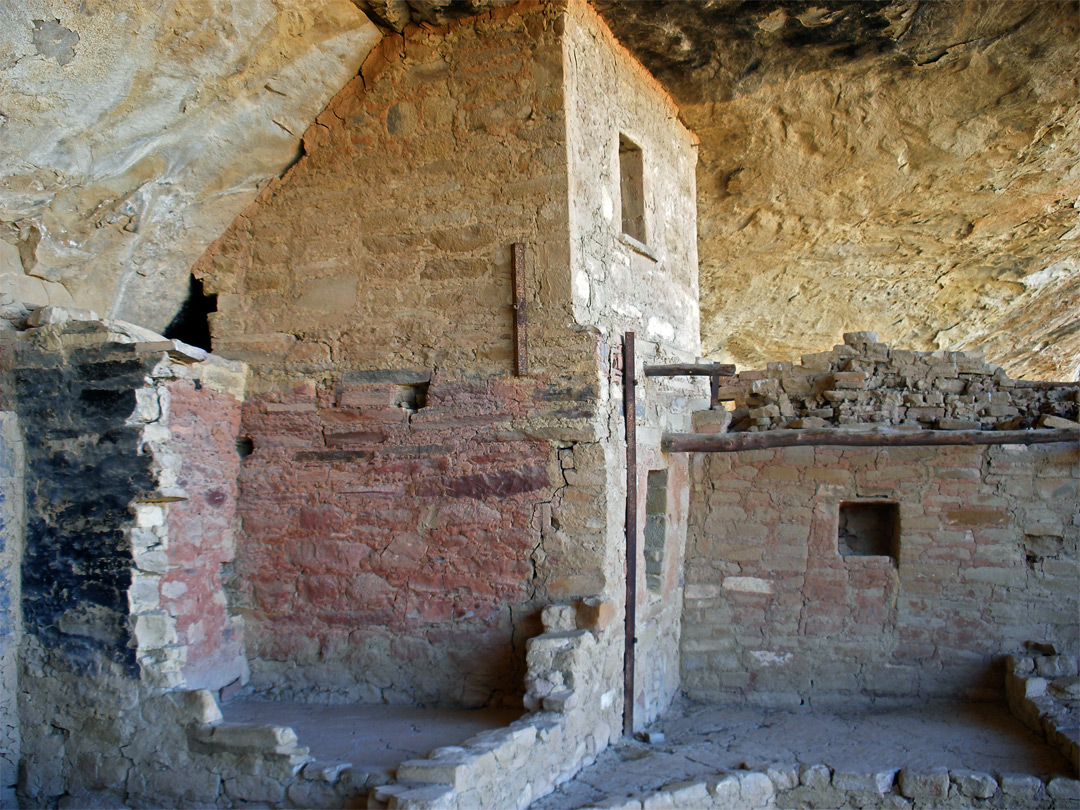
[4,327,160,676]
[161,374,247,692]
[190,0,662,709]
[234,374,563,707]
[563,0,700,355]
[193,0,575,388]
[684,431,1079,707]
[563,0,704,729]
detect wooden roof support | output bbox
[662,427,1079,454]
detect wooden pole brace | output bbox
[662,427,1079,454]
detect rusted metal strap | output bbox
[623,331,637,738]
[662,427,1080,454]
[643,362,736,408]
[512,242,528,377]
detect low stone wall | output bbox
[365,602,624,810]
[568,759,1077,810]
[684,439,1079,706]
[16,640,374,808]
[1006,651,1080,773]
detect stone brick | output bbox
[832,767,896,794]
[898,766,949,798]
[950,768,997,799]
[799,764,831,790]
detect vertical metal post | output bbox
[511,243,528,377]
[622,331,637,737]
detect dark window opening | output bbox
[644,469,668,590]
[164,275,217,352]
[394,381,429,411]
[235,437,254,458]
[619,135,646,244]
[838,501,899,560]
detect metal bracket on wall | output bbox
[512,242,528,377]
[643,362,736,408]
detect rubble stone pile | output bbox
[715,333,1079,433]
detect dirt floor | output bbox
[532,698,1075,809]
[220,698,522,773]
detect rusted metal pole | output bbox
[622,331,637,738]
[511,242,528,377]
[662,427,1079,454]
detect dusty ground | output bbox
[221,698,521,772]
[532,697,1074,809]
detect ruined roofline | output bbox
[680,331,1078,438]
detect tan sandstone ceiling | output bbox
[2,1,1077,379]
[593,0,1080,381]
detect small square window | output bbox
[838,501,899,560]
[644,469,668,591]
[619,135,646,244]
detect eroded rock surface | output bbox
[2,1,1076,380]
[0,0,380,332]
[596,1,1080,380]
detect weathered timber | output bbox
[1010,380,1080,390]
[643,363,736,377]
[663,428,1079,454]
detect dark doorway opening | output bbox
[164,275,217,352]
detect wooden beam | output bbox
[662,428,1079,454]
[511,242,528,377]
[643,363,736,377]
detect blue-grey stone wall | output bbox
[0,409,24,804]
[10,342,159,675]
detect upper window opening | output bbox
[619,135,646,245]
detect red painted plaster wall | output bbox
[163,379,246,691]
[234,377,557,706]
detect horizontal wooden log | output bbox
[1010,380,1079,389]
[662,427,1079,454]
[643,363,736,377]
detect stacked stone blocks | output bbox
[712,332,1077,433]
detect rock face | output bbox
[2,1,1076,380]
[0,0,380,333]
[595,1,1080,381]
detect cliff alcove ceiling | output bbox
[1,0,1077,379]
[592,0,1080,381]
